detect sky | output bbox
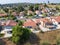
[0,0,60,4]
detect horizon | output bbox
[0,0,60,4]
[1,2,60,5]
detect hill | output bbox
[0,3,35,8]
[0,30,60,45]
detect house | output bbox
[0,18,7,26]
[23,19,40,33]
[45,8,50,12]
[0,13,7,17]
[36,18,56,32]
[23,19,37,29]
[39,5,44,9]
[23,17,57,32]
[35,10,43,17]
[27,10,34,15]
[12,12,18,16]
[42,8,48,13]
[50,16,60,29]
[1,20,17,38]
[16,12,26,20]
[3,20,17,30]
[33,15,42,19]
[34,16,60,31]
[17,12,25,19]
[1,28,12,38]
[19,12,25,16]
[35,10,40,15]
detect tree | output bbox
[8,14,16,20]
[12,25,31,44]
[17,6,24,12]
[44,3,48,7]
[3,8,9,13]
[28,5,34,11]
[12,7,17,11]
[48,1,50,4]
[34,4,39,10]
[18,20,24,26]
[57,39,60,45]
[56,6,60,10]
[20,28,31,42]
[42,41,50,45]
[15,20,24,26]
[12,25,23,44]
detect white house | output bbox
[35,18,57,32]
[0,20,17,38]
[50,16,60,29]
[1,28,12,38]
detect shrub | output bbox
[40,30,44,33]
[57,39,60,45]
[42,41,50,45]
[0,34,4,37]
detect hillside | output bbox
[0,30,60,45]
[25,30,60,45]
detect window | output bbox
[4,26,12,29]
[27,26,32,28]
[58,22,60,24]
[46,23,53,25]
[49,27,56,29]
[7,31,12,34]
[36,23,41,26]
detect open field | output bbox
[48,5,60,8]
[38,30,60,45]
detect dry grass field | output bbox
[48,5,60,8]
[1,30,60,45]
[25,30,60,45]
[38,30,60,45]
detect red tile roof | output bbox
[41,18,49,23]
[0,13,7,17]
[32,18,51,24]
[35,19,41,23]
[53,16,60,22]
[51,16,60,22]
[5,20,17,26]
[35,18,50,23]
[23,19,36,28]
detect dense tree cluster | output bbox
[12,25,31,44]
